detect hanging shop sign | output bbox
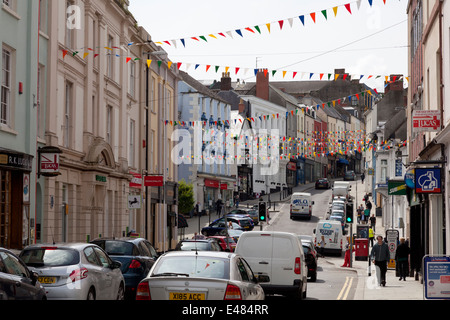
[38,146,62,177]
[404,168,415,188]
[144,175,164,187]
[129,171,142,189]
[413,110,441,132]
[415,168,441,194]
[388,180,407,196]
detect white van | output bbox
[235,231,308,300]
[290,192,314,220]
[313,220,344,256]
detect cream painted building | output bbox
[42,0,179,251]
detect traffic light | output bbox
[346,203,354,224]
[259,202,266,222]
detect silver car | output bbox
[136,251,268,300]
[20,243,125,300]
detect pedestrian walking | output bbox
[369,227,374,247]
[234,194,240,208]
[364,206,370,224]
[195,202,201,217]
[369,214,377,232]
[361,172,365,184]
[341,236,352,267]
[395,238,410,281]
[317,235,326,258]
[356,205,363,224]
[370,235,390,287]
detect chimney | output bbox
[256,69,269,101]
[220,72,232,91]
[238,99,245,114]
[384,74,403,94]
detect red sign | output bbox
[144,175,164,187]
[129,171,142,189]
[413,110,441,132]
[40,153,60,172]
[205,179,219,188]
[220,183,228,190]
[287,162,296,171]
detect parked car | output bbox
[175,238,222,252]
[229,208,259,225]
[0,247,46,300]
[315,178,331,189]
[344,170,356,181]
[208,236,237,252]
[20,243,125,300]
[226,214,255,228]
[90,237,159,299]
[226,228,244,243]
[201,217,252,236]
[136,251,268,300]
[299,238,318,282]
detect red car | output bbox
[208,236,236,252]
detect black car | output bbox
[0,247,46,300]
[315,178,331,189]
[201,217,250,236]
[90,237,159,300]
[301,240,318,282]
[175,238,222,252]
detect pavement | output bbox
[181,177,425,300]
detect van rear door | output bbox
[236,233,273,283]
[271,234,299,285]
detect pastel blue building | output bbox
[177,71,234,213]
[0,0,48,249]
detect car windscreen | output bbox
[20,248,80,267]
[93,241,135,256]
[178,242,210,251]
[152,256,230,279]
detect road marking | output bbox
[336,276,354,300]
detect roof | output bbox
[179,71,230,105]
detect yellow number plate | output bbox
[38,276,56,284]
[169,292,205,300]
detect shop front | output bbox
[0,149,34,249]
[286,161,297,191]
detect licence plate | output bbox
[38,276,56,284]
[170,292,205,300]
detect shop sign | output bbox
[287,162,296,171]
[413,110,441,132]
[388,180,407,196]
[220,183,228,190]
[128,195,141,209]
[0,151,33,171]
[415,168,441,194]
[129,171,142,189]
[144,175,164,187]
[404,168,415,188]
[38,146,62,177]
[96,175,107,183]
[205,179,219,188]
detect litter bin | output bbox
[354,238,369,261]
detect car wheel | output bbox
[87,287,96,300]
[116,283,125,300]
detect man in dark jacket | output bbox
[395,238,410,281]
[370,235,390,286]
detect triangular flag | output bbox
[345,3,352,14]
[209,34,217,39]
[254,26,261,34]
[282,71,287,78]
[288,18,294,28]
[368,0,373,7]
[321,10,327,20]
[177,62,182,69]
[167,61,172,69]
[215,66,220,73]
[293,72,297,79]
[310,12,316,23]
[236,29,243,37]
[206,65,211,72]
[356,0,362,10]
[266,23,271,33]
[278,20,284,30]
[62,50,68,58]
[157,61,162,68]
[126,57,131,63]
[333,6,338,17]
[245,27,255,33]
[272,70,277,77]
[320,73,324,80]
[191,37,199,41]
[94,54,99,58]
[299,15,305,26]
[226,31,233,38]
[235,67,240,74]
[83,52,89,59]
[180,39,185,47]
[199,36,207,42]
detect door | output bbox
[271,236,295,285]
[0,251,38,300]
[83,246,107,300]
[93,247,116,300]
[236,235,272,282]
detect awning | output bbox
[338,158,349,165]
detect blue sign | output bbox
[395,159,403,177]
[415,168,441,194]
[404,169,415,188]
[423,256,450,300]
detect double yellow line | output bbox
[337,276,354,300]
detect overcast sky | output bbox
[128,0,408,92]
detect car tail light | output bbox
[294,257,301,274]
[129,259,141,269]
[340,239,343,249]
[224,284,242,300]
[136,281,151,300]
[69,268,88,283]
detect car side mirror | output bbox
[30,271,39,286]
[255,273,270,283]
[111,260,122,269]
